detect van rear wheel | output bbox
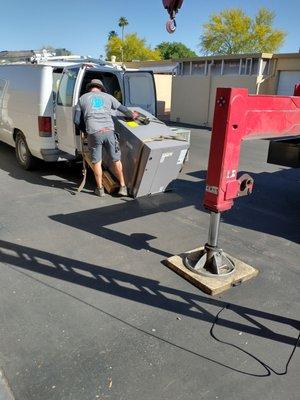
[15,132,37,170]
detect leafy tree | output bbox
[200,7,286,55]
[156,42,197,59]
[106,33,161,62]
[40,45,56,54]
[40,45,72,55]
[108,30,118,41]
[118,17,129,41]
[55,48,72,56]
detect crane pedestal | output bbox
[184,212,235,277]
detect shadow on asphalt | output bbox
[1,142,299,243]
[1,239,299,351]
[49,164,300,252]
[51,192,200,258]
[0,142,93,194]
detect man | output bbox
[74,79,137,197]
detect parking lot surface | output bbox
[0,127,299,400]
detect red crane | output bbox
[161,1,300,278]
[184,86,300,277]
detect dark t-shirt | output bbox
[75,92,131,134]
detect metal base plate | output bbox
[164,247,259,296]
[184,247,235,277]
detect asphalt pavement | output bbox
[0,127,299,400]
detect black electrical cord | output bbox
[210,304,300,376]
[6,262,297,378]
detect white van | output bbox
[0,60,157,169]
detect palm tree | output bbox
[108,30,118,41]
[118,17,129,63]
[118,17,129,42]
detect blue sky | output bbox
[1,0,299,57]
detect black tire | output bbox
[15,132,38,170]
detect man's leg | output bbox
[113,160,125,187]
[106,131,128,195]
[92,161,103,188]
[88,133,105,197]
[92,161,105,197]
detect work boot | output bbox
[95,187,105,197]
[118,186,128,197]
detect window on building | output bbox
[251,59,259,75]
[210,60,222,75]
[174,64,181,75]
[261,59,273,75]
[240,58,253,75]
[223,59,240,75]
[192,61,206,75]
[181,62,191,75]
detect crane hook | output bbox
[163,0,183,33]
[166,17,177,34]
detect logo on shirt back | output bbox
[91,96,104,109]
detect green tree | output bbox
[40,45,72,56]
[55,48,72,56]
[40,45,56,53]
[118,17,129,41]
[106,33,161,62]
[200,7,286,55]
[156,42,197,59]
[108,30,118,41]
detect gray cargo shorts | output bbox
[87,130,121,164]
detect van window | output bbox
[52,68,63,94]
[57,68,78,106]
[0,78,8,112]
[80,71,122,103]
[125,74,153,105]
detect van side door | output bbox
[55,66,84,155]
[123,71,157,116]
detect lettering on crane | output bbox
[206,185,218,195]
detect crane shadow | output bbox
[0,239,299,349]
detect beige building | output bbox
[126,53,300,127]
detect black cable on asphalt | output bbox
[210,303,300,376]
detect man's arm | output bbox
[117,104,136,119]
[111,95,136,119]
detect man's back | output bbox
[78,92,121,134]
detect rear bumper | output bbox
[40,149,76,162]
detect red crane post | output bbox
[185,86,300,276]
